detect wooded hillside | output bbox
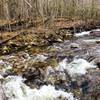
[0,0,100,21]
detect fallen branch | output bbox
[0,32,23,46]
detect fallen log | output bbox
[0,32,22,46]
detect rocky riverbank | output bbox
[0,19,100,100]
[0,28,100,100]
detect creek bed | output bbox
[0,29,100,100]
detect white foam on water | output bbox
[83,39,100,43]
[57,58,97,77]
[56,58,68,72]
[93,29,100,31]
[3,76,77,100]
[75,29,100,37]
[75,31,90,37]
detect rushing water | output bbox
[56,58,96,77]
[3,76,77,100]
[0,29,100,100]
[0,55,97,100]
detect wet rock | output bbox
[70,43,80,49]
[46,66,68,85]
[70,80,78,90]
[78,68,100,100]
[57,28,73,40]
[90,31,100,37]
[55,80,69,91]
[96,62,100,69]
[33,79,48,87]
[93,58,100,69]
[81,80,100,100]
[0,28,100,100]
[81,80,89,94]
[23,68,43,81]
[88,82,100,100]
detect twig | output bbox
[25,0,32,8]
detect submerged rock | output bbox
[80,69,100,100]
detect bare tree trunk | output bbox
[3,0,10,20]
